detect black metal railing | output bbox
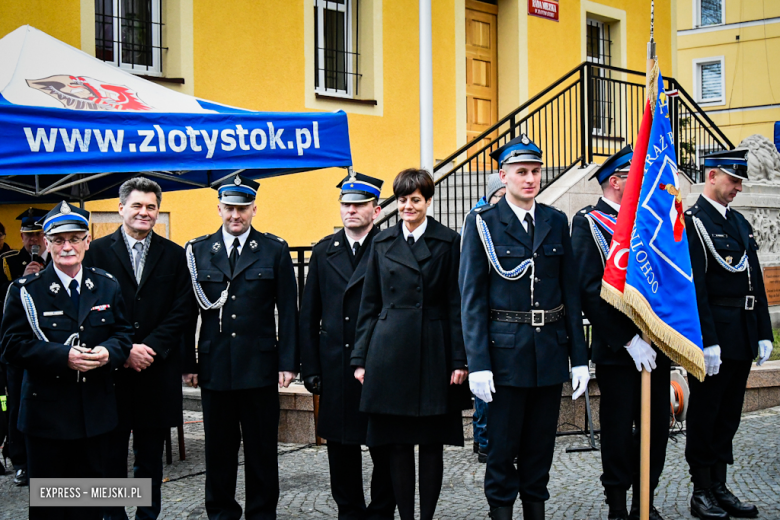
[375,62,733,232]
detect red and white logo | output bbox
[26,75,153,111]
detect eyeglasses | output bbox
[46,235,88,246]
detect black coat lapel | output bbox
[697,196,742,245]
[532,206,552,252]
[209,232,233,279]
[44,267,78,321]
[326,229,354,283]
[78,271,100,325]
[384,223,420,272]
[109,228,136,283]
[137,232,163,292]
[345,227,379,293]
[498,198,533,251]
[231,229,262,279]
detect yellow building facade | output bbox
[0,0,674,249]
[677,0,780,146]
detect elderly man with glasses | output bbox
[0,201,133,520]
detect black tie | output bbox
[407,235,415,247]
[726,208,735,223]
[229,238,240,272]
[352,241,360,256]
[69,279,80,311]
[524,213,535,244]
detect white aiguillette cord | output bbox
[186,243,230,331]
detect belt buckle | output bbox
[745,295,755,310]
[532,309,545,326]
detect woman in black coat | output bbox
[352,168,469,520]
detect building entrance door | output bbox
[466,0,498,146]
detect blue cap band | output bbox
[218,184,257,197]
[43,213,89,233]
[341,180,381,198]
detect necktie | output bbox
[726,208,734,222]
[69,279,80,311]
[352,241,360,256]
[407,235,415,247]
[229,238,241,272]
[132,241,144,282]
[524,213,535,244]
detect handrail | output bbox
[667,78,734,149]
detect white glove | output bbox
[571,365,590,400]
[625,334,657,372]
[703,345,722,376]
[757,339,773,366]
[469,370,495,403]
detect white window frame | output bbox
[693,56,726,106]
[694,0,725,28]
[99,0,163,75]
[314,0,355,99]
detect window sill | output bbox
[136,75,185,85]
[315,93,377,106]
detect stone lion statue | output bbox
[738,134,780,183]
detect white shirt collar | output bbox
[53,263,84,296]
[702,193,729,219]
[345,228,372,250]
[402,218,428,242]
[505,198,536,227]
[600,196,621,213]
[222,227,252,255]
[122,227,149,250]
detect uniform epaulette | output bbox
[539,202,566,214]
[187,234,210,245]
[87,266,118,281]
[472,203,497,214]
[0,249,20,260]
[685,204,703,217]
[315,234,335,246]
[263,232,286,244]
[13,271,44,286]
[576,205,596,216]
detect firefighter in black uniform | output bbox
[570,145,670,520]
[1,207,49,487]
[300,172,395,520]
[0,201,133,520]
[459,135,590,520]
[186,174,299,520]
[684,149,772,519]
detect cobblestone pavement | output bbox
[2,406,779,519]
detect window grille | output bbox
[314,0,360,97]
[700,0,723,26]
[586,19,613,136]
[96,0,165,74]
[700,61,723,102]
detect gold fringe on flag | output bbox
[600,281,639,323]
[647,60,660,116]
[622,285,706,381]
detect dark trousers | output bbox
[686,359,752,480]
[387,444,443,520]
[484,385,562,506]
[103,427,168,520]
[26,434,107,520]
[201,386,280,520]
[326,441,395,520]
[7,363,27,470]
[472,396,489,451]
[596,353,671,494]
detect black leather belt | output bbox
[490,305,565,326]
[711,296,755,310]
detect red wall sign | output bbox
[528,0,559,22]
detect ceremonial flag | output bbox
[602,72,705,381]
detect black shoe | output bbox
[522,501,544,520]
[711,482,758,518]
[605,487,628,519]
[690,488,728,519]
[477,446,488,463]
[489,505,512,520]
[13,468,28,486]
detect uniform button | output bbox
[416,286,421,291]
[231,332,236,338]
[232,314,236,319]
[33,392,37,396]
[534,302,540,308]
[344,317,350,321]
[52,323,57,327]
[345,343,350,348]
[80,326,84,331]
[416,303,421,308]
[258,272,263,277]
[82,377,87,382]
[134,322,140,329]
[534,277,540,282]
[206,275,211,279]
[552,248,557,252]
[533,253,538,258]
[231,295,236,300]
[535,327,541,333]
[101,318,106,322]
[506,250,511,254]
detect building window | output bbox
[698,0,723,27]
[694,57,725,104]
[314,0,360,98]
[587,19,613,135]
[95,0,164,75]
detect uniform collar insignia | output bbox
[249,239,258,250]
[212,241,222,253]
[49,282,60,293]
[60,201,71,214]
[85,278,94,290]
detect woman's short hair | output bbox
[393,168,435,200]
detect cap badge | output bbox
[234,176,242,186]
[212,241,222,253]
[249,239,258,250]
[85,278,94,290]
[60,201,71,214]
[49,282,60,294]
[521,135,530,145]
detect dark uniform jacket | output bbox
[352,217,468,417]
[685,195,772,361]
[84,228,196,429]
[189,227,298,391]
[4,247,50,281]
[300,227,378,444]
[459,198,588,387]
[571,198,640,366]
[0,265,133,439]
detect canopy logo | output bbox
[26,75,152,112]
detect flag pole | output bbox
[640,4,656,519]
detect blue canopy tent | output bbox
[0,26,352,204]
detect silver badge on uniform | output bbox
[49,282,60,293]
[60,201,71,214]
[85,278,94,290]
[212,241,221,252]
[249,240,258,250]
